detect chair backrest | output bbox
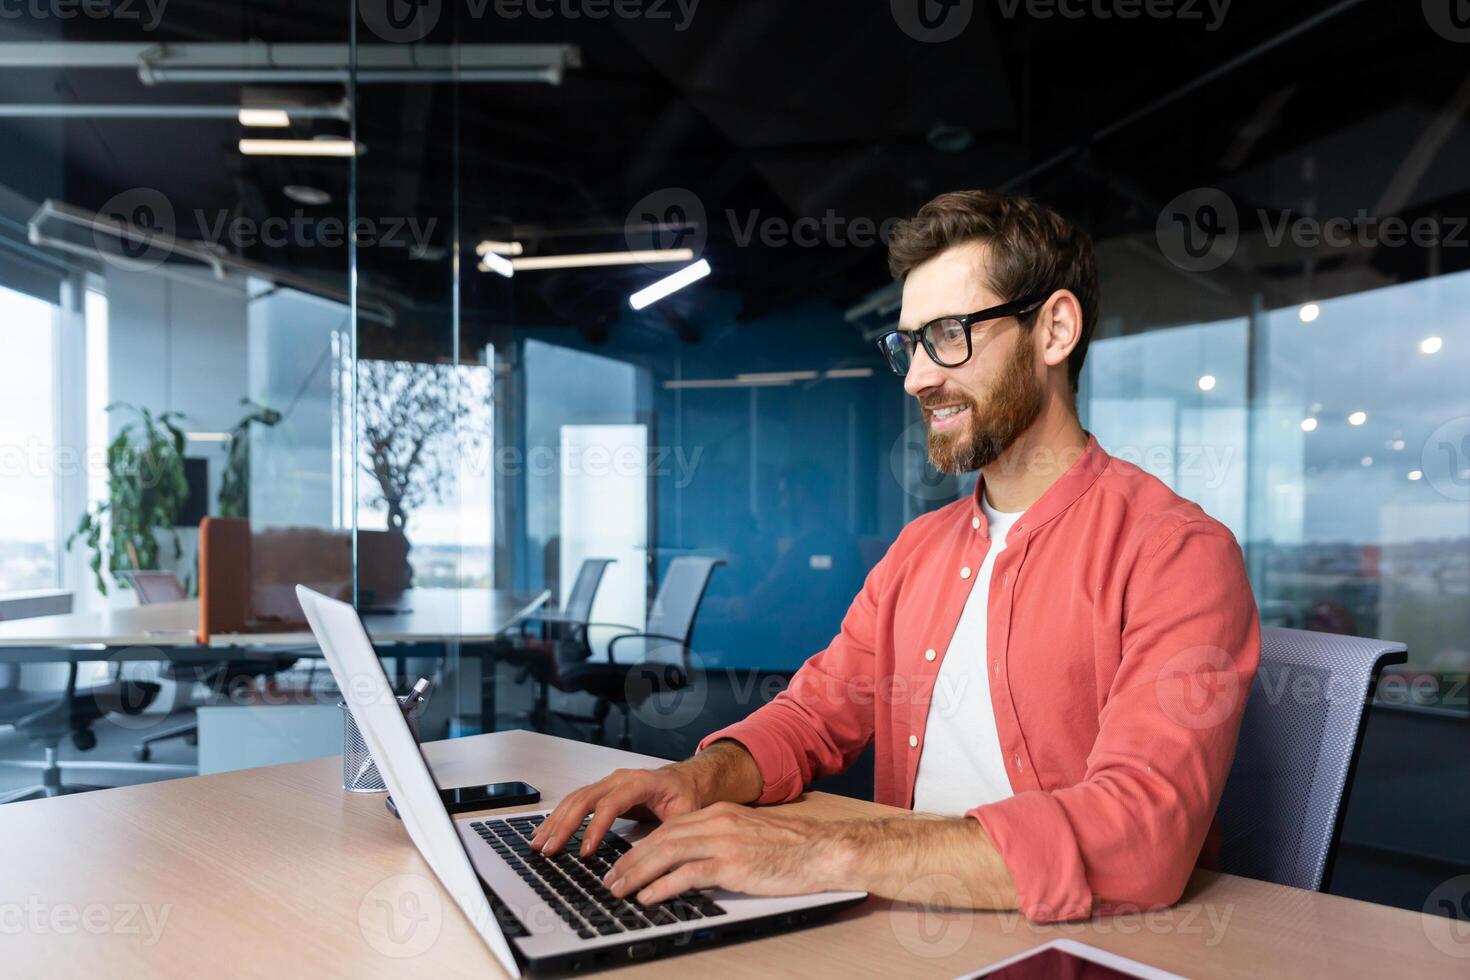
[1214,626,1406,892]
[647,557,724,647]
[562,558,616,624]
[120,571,187,605]
[0,591,74,697]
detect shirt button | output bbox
[960,565,972,579]
[908,735,919,749]
[972,516,981,530]
[924,648,937,662]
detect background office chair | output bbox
[551,556,724,749]
[0,656,160,804]
[492,557,616,732]
[125,570,296,762]
[1214,626,1407,891]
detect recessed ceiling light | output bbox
[283,185,331,206]
[1300,417,1318,432]
[1348,411,1367,426]
[1197,374,1217,392]
[239,138,357,157]
[238,108,290,127]
[1391,439,1405,451]
[1420,336,1443,354]
[1298,303,1320,323]
[1407,470,1423,481]
[1360,456,1373,467]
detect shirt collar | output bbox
[970,434,1109,540]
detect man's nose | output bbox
[903,342,947,398]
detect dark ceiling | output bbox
[4,0,1469,356]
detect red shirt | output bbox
[699,436,1260,921]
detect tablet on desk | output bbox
[959,939,1186,980]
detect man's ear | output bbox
[1039,290,1083,372]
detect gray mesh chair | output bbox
[492,558,617,731]
[1214,626,1406,891]
[552,556,724,748]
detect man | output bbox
[531,190,1260,921]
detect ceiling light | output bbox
[516,248,695,272]
[185,431,231,442]
[1407,470,1423,481]
[239,138,357,157]
[1391,439,1405,451]
[1298,303,1320,323]
[478,252,514,278]
[1420,336,1443,354]
[283,185,331,206]
[1300,417,1318,432]
[1348,411,1367,426]
[736,371,819,384]
[1197,374,1217,392]
[629,259,711,310]
[238,108,290,127]
[476,240,524,257]
[824,368,874,379]
[1360,456,1373,467]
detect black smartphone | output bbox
[386,782,540,818]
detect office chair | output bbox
[550,556,723,749]
[125,570,296,762]
[492,558,616,731]
[0,661,161,804]
[1214,626,1407,891]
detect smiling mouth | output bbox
[926,404,971,431]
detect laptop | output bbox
[295,585,867,976]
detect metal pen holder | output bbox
[341,696,423,793]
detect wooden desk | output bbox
[0,730,1463,978]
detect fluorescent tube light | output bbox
[239,138,357,157]
[629,259,711,310]
[476,240,524,257]
[238,108,291,127]
[478,253,515,278]
[515,248,694,272]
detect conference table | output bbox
[1,729,1463,978]
[0,587,553,662]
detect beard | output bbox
[923,331,1044,474]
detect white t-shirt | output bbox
[910,495,1023,816]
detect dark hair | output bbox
[887,190,1099,392]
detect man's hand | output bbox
[604,802,846,905]
[530,740,762,858]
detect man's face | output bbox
[899,242,1044,473]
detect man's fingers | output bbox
[635,859,722,906]
[580,784,643,856]
[535,787,595,853]
[606,834,715,898]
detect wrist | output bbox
[677,740,761,806]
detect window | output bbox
[0,283,59,593]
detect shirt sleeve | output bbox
[697,544,888,805]
[970,519,1261,922]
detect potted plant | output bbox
[217,399,283,519]
[68,403,190,595]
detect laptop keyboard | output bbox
[473,813,726,940]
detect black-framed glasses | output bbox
[876,294,1049,376]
